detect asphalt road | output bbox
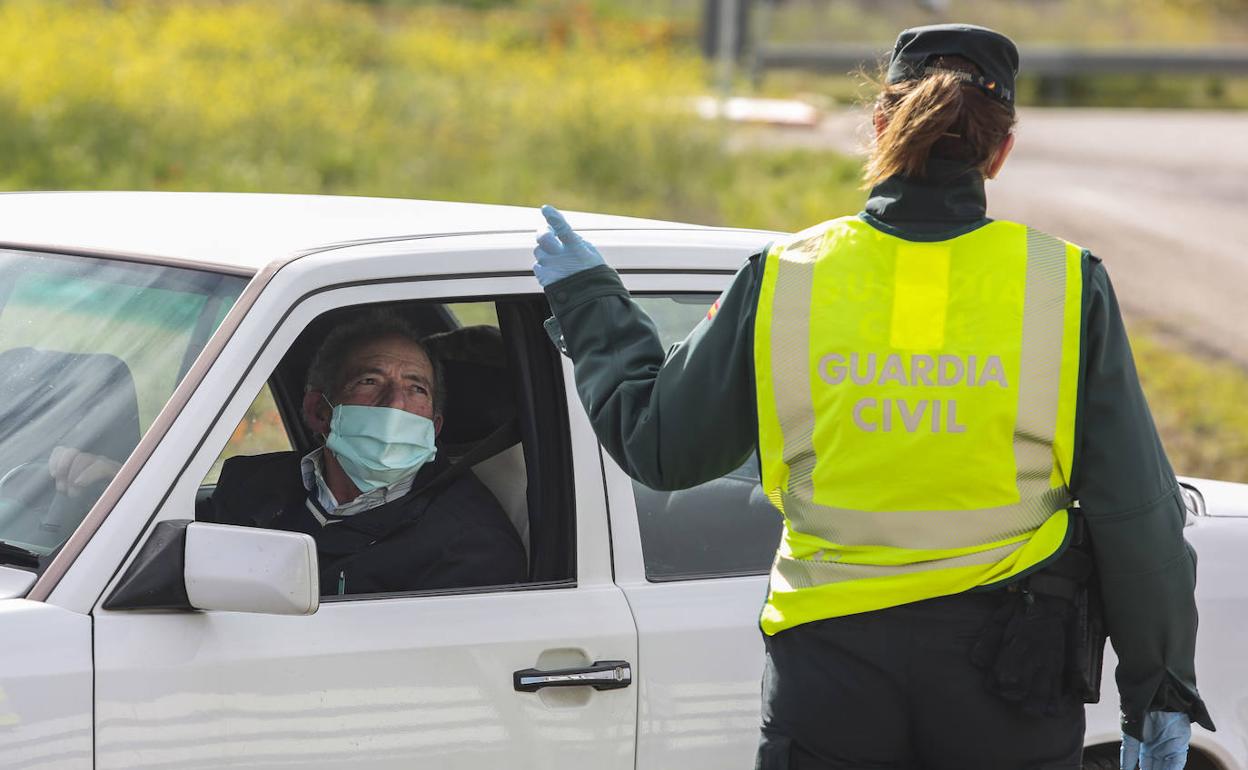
[793,107,1248,364]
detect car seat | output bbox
[0,347,140,546]
[422,325,529,557]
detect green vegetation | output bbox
[0,1,688,217]
[1021,74,1248,110]
[1130,324,1248,482]
[204,383,292,486]
[757,69,1248,111]
[754,0,1248,110]
[0,0,1243,481]
[761,0,1248,47]
[0,0,861,226]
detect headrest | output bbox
[0,347,141,467]
[422,326,516,450]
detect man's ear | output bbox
[303,390,332,436]
[433,413,443,438]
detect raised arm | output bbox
[535,206,760,490]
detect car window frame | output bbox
[233,296,575,602]
[82,271,586,613]
[600,272,782,587]
[201,298,508,493]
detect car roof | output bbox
[0,192,700,274]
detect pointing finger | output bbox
[541,205,580,244]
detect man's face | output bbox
[337,334,437,416]
[305,334,443,435]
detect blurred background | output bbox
[0,0,1244,481]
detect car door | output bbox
[1084,481,1248,767]
[584,238,779,770]
[83,236,638,770]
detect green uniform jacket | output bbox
[543,160,1213,739]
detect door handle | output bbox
[513,660,632,692]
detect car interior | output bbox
[0,249,245,564]
[196,297,577,592]
[0,347,142,551]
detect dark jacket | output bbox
[204,451,526,596]
[542,159,1211,739]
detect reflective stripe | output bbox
[890,242,951,350]
[770,232,823,501]
[775,537,1026,590]
[776,485,1069,551]
[1015,228,1068,502]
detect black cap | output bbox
[885,24,1019,108]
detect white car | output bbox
[0,192,1243,770]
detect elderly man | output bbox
[205,310,526,595]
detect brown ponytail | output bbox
[863,57,1016,188]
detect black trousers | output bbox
[755,592,1085,770]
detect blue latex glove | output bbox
[533,204,605,288]
[1121,712,1191,770]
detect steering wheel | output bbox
[0,458,93,550]
[0,462,55,543]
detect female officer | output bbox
[533,24,1211,770]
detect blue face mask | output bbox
[324,403,438,494]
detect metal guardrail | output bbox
[755,43,1248,76]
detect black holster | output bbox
[1059,515,1108,703]
[971,513,1107,713]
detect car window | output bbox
[631,295,781,581]
[202,383,292,486]
[198,297,572,599]
[447,301,498,328]
[202,301,495,487]
[0,249,246,560]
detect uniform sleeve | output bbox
[543,260,762,491]
[1073,256,1213,739]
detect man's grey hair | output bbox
[305,309,445,416]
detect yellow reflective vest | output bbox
[754,216,1084,635]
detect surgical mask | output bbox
[324,403,438,494]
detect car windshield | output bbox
[0,249,247,565]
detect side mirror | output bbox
[0,565,36,599]
[104,520,319,615]
[1179,482,1206,528]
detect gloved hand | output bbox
[1121,711,1191,770]
[532,204,605,288]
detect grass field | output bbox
[0,0,1243,482]
[1130,323,1248,482]
[759,0,1248,47]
